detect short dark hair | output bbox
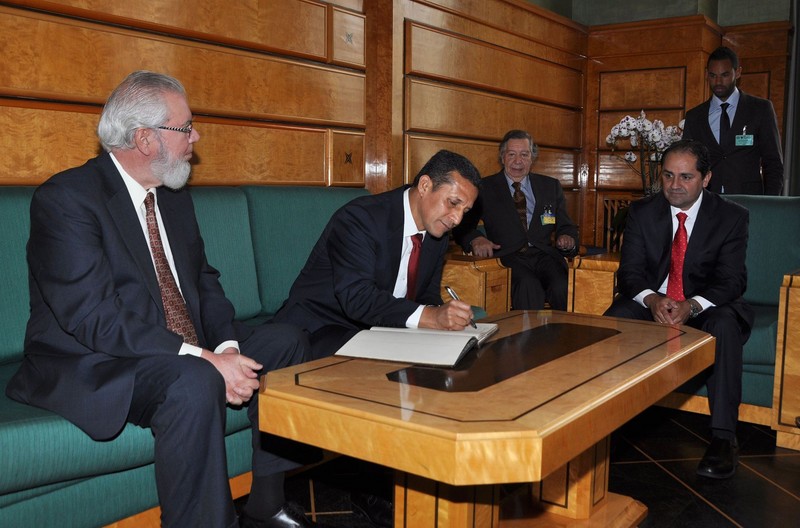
[708,46,739,70]
[498,129,538,165]
[662,139,711,176]
[411,150,481,190]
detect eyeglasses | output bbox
[157,122,193,135]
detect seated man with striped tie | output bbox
[603,139,753,479]
[6,71,315,528]
[274,149,482,360]
[453,129,578,310]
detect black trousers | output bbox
[502,250,568,310]
[604,298,747,437]
[127,322,310,528]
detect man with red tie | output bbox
[274,150,481,360]
[604,139,753,479]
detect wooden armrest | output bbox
[567,253,621,315]
[772,270,800,449]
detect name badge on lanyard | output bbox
[736,125,754,146]
[541,205,556,225]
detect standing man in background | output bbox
[454,130,578,310]
[682,46,784,195]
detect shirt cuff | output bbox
[692,296,714,311]
[177,340,240,356]
[634,289,657,307]
[405,305,425,328]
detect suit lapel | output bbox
[490,172,528,234]
[101,158,164,312]
[387,189,405,289]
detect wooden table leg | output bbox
[393,437,647,527]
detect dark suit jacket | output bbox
[617,189,753,328]
[6,153,242,440]
[682,90,784,195]
[273,186,447,335]
[454,171,578,266]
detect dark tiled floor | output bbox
[244,406,800,527]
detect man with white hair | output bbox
[6,71,315,528]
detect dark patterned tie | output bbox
[406,233,423,300]
[666,212,688,301]
[719,102,730,142]
[512,182,527,230]
[144,192,199,345]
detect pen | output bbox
[444,285,478,329]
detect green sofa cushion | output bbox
[726,195,800,306]
[189,187,262,320]
[242,186,369,316]
[744,304,779,366]
[0,363,251,498]
[0,188,34,366]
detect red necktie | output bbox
[144,192,199,345]
[406,233,423,300]
[666,212,688,301]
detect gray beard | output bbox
[152,145,191,190]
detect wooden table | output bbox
[259,311,716,527]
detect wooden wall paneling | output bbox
[405,21,583,108]
[405,79,582,148]
[409,0,587,57]
[598,68,686,110]
[405,134,579,186]
[364,0,403,193]
[405,134,500,184]
[330,7,366,68]
[588,15,722,58]
[0,101,102,185]
[189,119,328,186]
[329,130,366,186]
[724,22,791,137]
[4,0,332,62]
[0,6,366,128]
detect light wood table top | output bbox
[260,310,716,486]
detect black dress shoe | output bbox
[240,502,316,528]
[351,491,394,528]
[696,436,738,479]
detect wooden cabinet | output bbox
[440,254,511,316]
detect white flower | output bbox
[624,151,637,162]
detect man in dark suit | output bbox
[454,130,578,310]
[273,150,482,360]
[682,46,784,195]
[5,71,315,528]
[604,139,753,479]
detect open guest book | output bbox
[334,323,499,367]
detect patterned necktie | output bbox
[666,212,688,301]
[719,102,730,141]
[144,192,199,346]
[512,182,528,230]
[406,233,423,300]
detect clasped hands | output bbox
[469,234,575,258]
[645,294,692,325]
[201,347,262,405]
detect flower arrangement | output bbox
[606,111,683,195]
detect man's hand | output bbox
[200,348,263,405]
[556,234,576,252]
[419,300,474,330]
[470,236,501,258]
[644,294,691,325]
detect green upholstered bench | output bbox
[0,185,368,527]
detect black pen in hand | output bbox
[444,285,478,329]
